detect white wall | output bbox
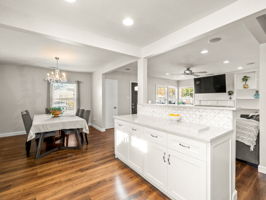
[178,79,194,88]
[178,74,234,106]
[0,63,92,135]
[92,71,104,130]
[259,43,266,173]
[148,76,178,104]
[104,71,137,115]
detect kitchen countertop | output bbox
[139,104,236,111]
[114,114,233,143]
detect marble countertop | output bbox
[114,114,233,143]
[139,104,236,111]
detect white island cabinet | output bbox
[114,115,234,200]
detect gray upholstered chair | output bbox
[81,110,90,145]
[78,109,85,117]
[45,108,50,114]
[21,110,32,157]
[21,110,57,159]
[75,108,80,116]
[61,108,83,148]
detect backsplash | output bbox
[138,104,235,129]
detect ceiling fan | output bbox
[173,67,208,77]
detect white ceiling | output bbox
[0,0,236,47]
[147,22,260,80]
[0,26,135,72]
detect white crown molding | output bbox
[0,131,26,138]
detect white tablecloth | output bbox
[28,114,89,141]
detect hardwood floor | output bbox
[0,128,266,200]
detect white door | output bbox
[167,149,206,200]
[105,79,118,129]
[144,142,167,192]
[128,127,146,172]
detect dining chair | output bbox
[81,110,90,145]
[21,110,32,157]
[61,109,83,148]
[45,108,50,114]
[75,108,80,116]
[78,109,85,117]
[62,109,86,147]
[21,110,57,159]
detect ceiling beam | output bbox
[0,10,141,58]
[101,59,137,74]
[141,0,266,58]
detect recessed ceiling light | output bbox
[238,66,243,70]
[165,73,170,76]
[223,60,230,64]
[65,0,76,3]
[200,49,208,54]
[123,17,134,26]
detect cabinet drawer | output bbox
[168,134,206,161]
[115,120,131,132]
[143,128,167,146]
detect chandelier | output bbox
[46,57,67,83]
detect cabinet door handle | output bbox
[150,134,158,138]
[163,152,166,163]
[132,128,137,131]
[167,154,171,165]
[179,143,190,149]
[118,124,123,127]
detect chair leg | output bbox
[25,141,31,157]
[36,133,44,159]
[66,135,69,147]
[79,132,84,145]
[75,130,81,149]
[85,133,88,145]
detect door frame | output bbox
[130,81,138,114]
[104,79,118,129]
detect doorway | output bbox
[104,79,118,129]
[131,82,138,114]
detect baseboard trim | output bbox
[91,124,106,132]
[258,165,266,174]
[0,131,26,138]
[232,189,238,200]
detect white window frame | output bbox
[178,86,194,105]
[50,82,78,115]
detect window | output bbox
[156,85,168,104]
[156,85,177,104]
[50,82,78,115]
[179,87,194,105]
[167,86,177,104]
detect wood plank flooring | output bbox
[0,127,266,200]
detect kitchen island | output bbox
[114,114,234,200]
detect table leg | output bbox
[36,133,44,159]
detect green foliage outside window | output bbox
[181,88,194,98]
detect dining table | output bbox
[28,114,89,158]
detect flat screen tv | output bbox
[194,74,226,94]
